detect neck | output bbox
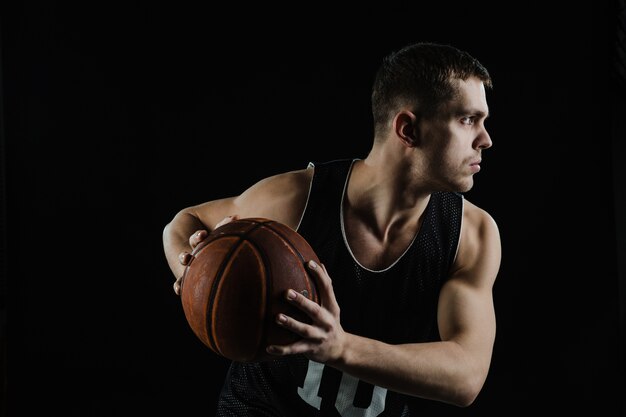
[346,153,431,242]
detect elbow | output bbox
[163,221,172,241]
[163,208,189,238]
[448,372,487,408]
[452,387,480,408]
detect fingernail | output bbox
[287,290,297,300]
[309,260,317,269]
[277,314,287,323]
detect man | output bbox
[163,41,502,416]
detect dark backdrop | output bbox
[2,1,624,416]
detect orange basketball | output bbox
[179,217,320,362]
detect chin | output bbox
[437,176,474,193]
[455,179,474,193]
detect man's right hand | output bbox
[173,215,239,296]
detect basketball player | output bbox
[163,41,502,416]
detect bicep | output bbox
[178,168,312,231]
[437,211,501,366]
[437,276,496,364]
[179,197,239,231]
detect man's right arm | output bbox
[162,167,315,293]
[162,210,207,281]
[162,197,238,291]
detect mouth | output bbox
[469,159,482,173]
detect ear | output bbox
[394,110,419,147]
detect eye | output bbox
[460,116,475,126]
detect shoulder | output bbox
[233,166,314,229]
[240,166,313,200]
[461,199,500,241]
[256,165,314,190]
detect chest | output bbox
[343,218,420,271]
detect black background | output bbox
[2,1,625,416]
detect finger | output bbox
[173,279,181,296]
[215,215,238,229]
[284,288,326,321]
[189,230,208,249]
[266,340,312,356]
[275,313,321,339]
[308,260,340,316]
[178,252,192,265]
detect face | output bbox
[418,76,492,193]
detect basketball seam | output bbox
[206,232,252,355]
[212,220,268,361]
[263,221,320,305]
[240,231,272,361]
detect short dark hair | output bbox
[371,42,492,135]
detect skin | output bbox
[163,76,501,408]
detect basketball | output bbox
[179,217,321,362]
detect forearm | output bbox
[162,210,207,279]
[332,333,485,407]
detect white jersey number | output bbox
[297,359,388,417]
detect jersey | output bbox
[215,158,464,417]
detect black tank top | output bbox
[216,159,464,417]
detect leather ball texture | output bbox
[180,217,320,362]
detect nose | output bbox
[475,126,492,150]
